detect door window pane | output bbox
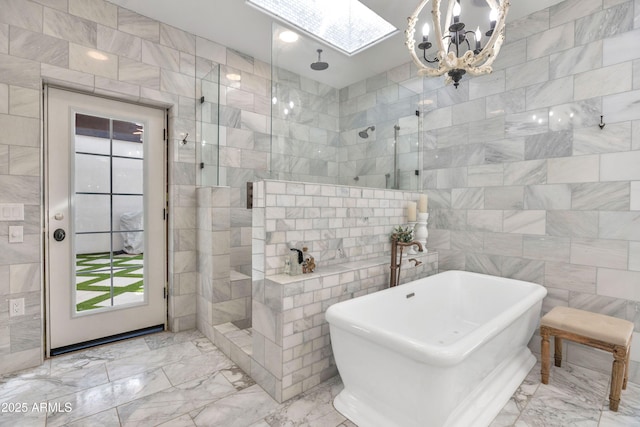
[75,194,110,233]
[113,157,143,194]
[75,153,110,193]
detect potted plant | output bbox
[391,225,413,243]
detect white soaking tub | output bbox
[325,270,547,427]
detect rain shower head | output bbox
[358,126,375,139]
[310,49,329,71]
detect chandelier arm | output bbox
[405,0,447,76]
[469,0,509,67]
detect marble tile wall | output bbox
[253,180,427,276]
[412,0,640,380]
[197,186,243,342]
[338,64,423,189]
[270,67,340,186]
[251,179,439,401]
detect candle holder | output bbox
[414,213,428,251]
[406,222,417,254]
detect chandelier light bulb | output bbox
[422,22,430,38]
[453,1,461,17]
[489,8,498,23]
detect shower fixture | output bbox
[310,49,329,71]
[358,126,375,138]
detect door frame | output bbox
[42,85,169,356]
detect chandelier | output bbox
[405,0,510,88]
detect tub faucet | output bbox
[408,258,422,267]
[390,235,423,288]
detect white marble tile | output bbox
[503,210,546,235]
[604,89,640,125]
[9,26,68,68]
[97,25,141,60]
[69,0,117,29]
[117,371,236,426]
[65,408,121,427]
[69,43,117,79]
[601,150,640,181]
[265,376,345,426]
[526,76,574,110]
[597,268,640,301]
[9,86,39,119]
[572,182,630,211]
[527,22,575,60]
[505,9,549,43]
[43,7,97,47]
[162,349,235,386]
[546,210,599,239]
[46,369,172,426]
[573,122,631,155]
[630,242,640,271]
[106,342,201,381]
[118,8,159,42]
[0,53,41,89]
[544,262,596,294]
[0,0,43,33]
[547,155,599,183]
[571,238,629,269]
[119,57,160,89]
[195,36,226,64]
[523,236,571,262]
[550,0,602,27]
[575,62,632,100]
[576,2,634,44]
[550,40,602,80]
[190,384,279,427]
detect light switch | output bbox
[0,203,24,221]
[9,226,23,243]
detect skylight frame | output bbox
[246,0,399,56]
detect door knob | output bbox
[53,228,66,242]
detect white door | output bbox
[45,87,167,354]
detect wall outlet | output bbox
[9,298,24,317]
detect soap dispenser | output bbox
[289,248,303,276]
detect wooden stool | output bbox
[540,306,634,411]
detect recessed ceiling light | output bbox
[279,30,299,43]
[87,50,108,61]
[247,0,397,55]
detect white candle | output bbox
[407,202,417,222]
[418,194,428,213]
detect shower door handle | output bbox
[53,228,66,242]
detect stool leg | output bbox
[554,336,562,367]
[541,327,550,384]
[610,346,626,412]
[623,338,632,390]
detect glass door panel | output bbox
[73,114,146,313]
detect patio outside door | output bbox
[46,87,167,354]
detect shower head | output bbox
[310,49,329,71]
[358,126,375,139]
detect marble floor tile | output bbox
[190,384,279,427]
[263,375,346,427]
[105,341,202,381]
[2,330,639,427]
[45,368,172,426]
[116,371,236,426]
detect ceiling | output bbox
[108,0,565,89]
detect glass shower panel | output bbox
[197,64,220,186]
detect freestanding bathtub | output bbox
[325,270,547,427]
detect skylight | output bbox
[247,0,398,55]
